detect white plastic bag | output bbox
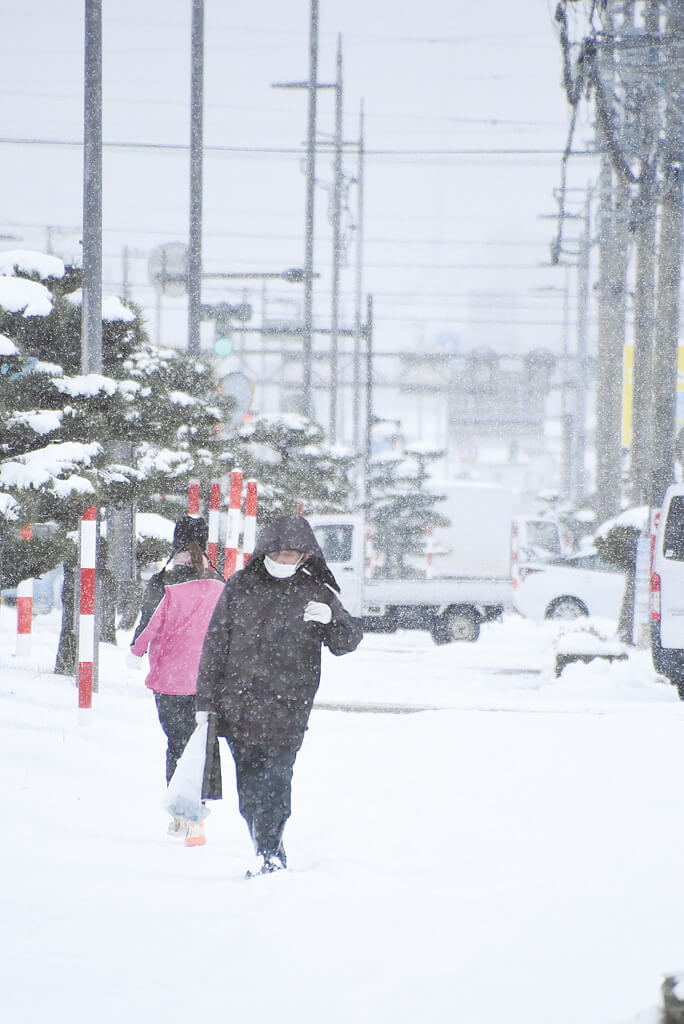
[163,721,210,823]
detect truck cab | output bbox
[308,514,364,616]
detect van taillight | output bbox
[650,571,661,623]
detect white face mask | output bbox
[264,555,299,579]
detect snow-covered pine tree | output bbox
[366,442,448,578]
[122,340,233,521]
[228,412,358,523]
[0,251,234,669]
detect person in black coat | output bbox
[195,514,363,875]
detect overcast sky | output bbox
[0,2,597,408]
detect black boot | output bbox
[276,839,287,869]
[245,852,285,878]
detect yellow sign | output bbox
[622,344,633,447]
[622,343,684,447]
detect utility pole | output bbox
[329,35,343,444]
[187,0,204,355]
[302,0,319,418]
[82,0,102,374]
[81,0,103,693]
[630,0,661,504]
[594,3,631,520]
[573,191,591,503]
[560,269,575,500]
[364,294,374,504]
[650,0,684,506]
[352,102,365,459]
[595,154,629,519]
[274,2,358,424]
[593,2,630,520]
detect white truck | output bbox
[309,482,513,644]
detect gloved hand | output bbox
[303,600,332,624]
[195,710,210,726]
[126,651,144,671]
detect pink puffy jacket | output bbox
[131,577,225,695]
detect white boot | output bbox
[167,817,188,838]
[185,821,206,847]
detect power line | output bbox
[357,262,550,270]
[0,134,590,159]
[2,221,551,249]
[0,88,569,132]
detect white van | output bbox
[650,483,684,697]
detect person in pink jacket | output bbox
[130,515,224,845]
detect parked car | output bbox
[514,550,625,622]
[1,566,62,615]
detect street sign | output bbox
[623,343,684,447]
[148,242,188,297]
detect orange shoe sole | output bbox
[185,834,206,847]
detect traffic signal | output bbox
[201,301,252,358]
[213,327,233,357]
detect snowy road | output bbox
[1,608,679,1024]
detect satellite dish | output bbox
[148,242,188,297]
[221,371,252,428]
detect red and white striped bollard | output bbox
[207,479,221,571]
[188,479,201,517]
[16,524,33,657]
[223,469,243,577]
[242,480,258,567]
[78,505,97,712]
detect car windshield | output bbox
[525,521,561,553]
[313,524,353,562]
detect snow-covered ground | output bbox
[2,605,681,1024]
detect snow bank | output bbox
[547,648,673,704]
[2,609,684,1024]
[554,626,629,658]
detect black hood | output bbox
[247,515,339,592]
[172,514,209,554]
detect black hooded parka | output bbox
[195,516,363,749]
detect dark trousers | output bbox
[227,740,298,859]
[154,692,196,784]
